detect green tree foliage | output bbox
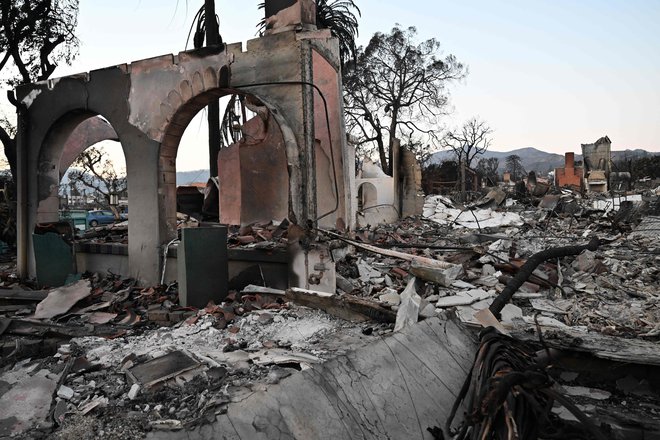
[631,156,660,180]
[613,154,660,180]
[344,25,466,175]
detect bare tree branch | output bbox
[68,147,126,209]
[344,25,467,175]
[0,0,80,182]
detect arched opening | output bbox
[174,94,265,224]
[35,113,128,284]
[354,177,398,227]
[37,114,125,224]
[61,138,126,228]
[357,182,378,212]
[59,117,125,225]
[161,86,297,241]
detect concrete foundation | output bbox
[74,244,287,289]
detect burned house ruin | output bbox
[3,3,658,440]
[15,0,352,292]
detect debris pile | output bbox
[423,192,524,229]
[0,273,388,438]
[76,218,292,250]
[226,219,290,250]
[1,185,658,439]
[332,188,660,342]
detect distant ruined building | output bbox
[555,135,612,193]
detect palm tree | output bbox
[257,0,360,68]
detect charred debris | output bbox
[1,181,659,439]
[4,0,659,437]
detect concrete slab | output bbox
[0,372,58,437]
[148,317,476,440]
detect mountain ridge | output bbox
[428,147,658,175]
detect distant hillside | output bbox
[176,169,210,185]
[428,147,564,175]
[429,147,659,175]
[610,149,657,162]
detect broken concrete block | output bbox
[530,299,571,315]
[394,278,421,332]
[574,249,608,274]
[474,275,499,287]
[266,366,295,385]
[0,373,58,436]
[451,280,476,289]
[53,399,67,425]
[57,385,74,400]
[562,385,611,401]
[335,274,356,293]
[128,383,141,400]
[409,260,462,287]
[87,312,118,325]
[455,299,492,326]
[357,260,381,282]
[521,315,568,328]
[419,303,436,318]
[500,304,523,325]
[482,264,496,276]
[378,288,400,306]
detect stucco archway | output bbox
[158,85,299,238]
[357,182,379,212]
[36,111,125,224]
[16,27,351,286]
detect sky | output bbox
[3,0,660,171]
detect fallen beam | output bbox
[0,290,49,302]
[321,229,463,288]
[512,327,660,367]
[285,288,397,323]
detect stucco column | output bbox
[124,136,164,286]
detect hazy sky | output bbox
[5,0,660,171]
